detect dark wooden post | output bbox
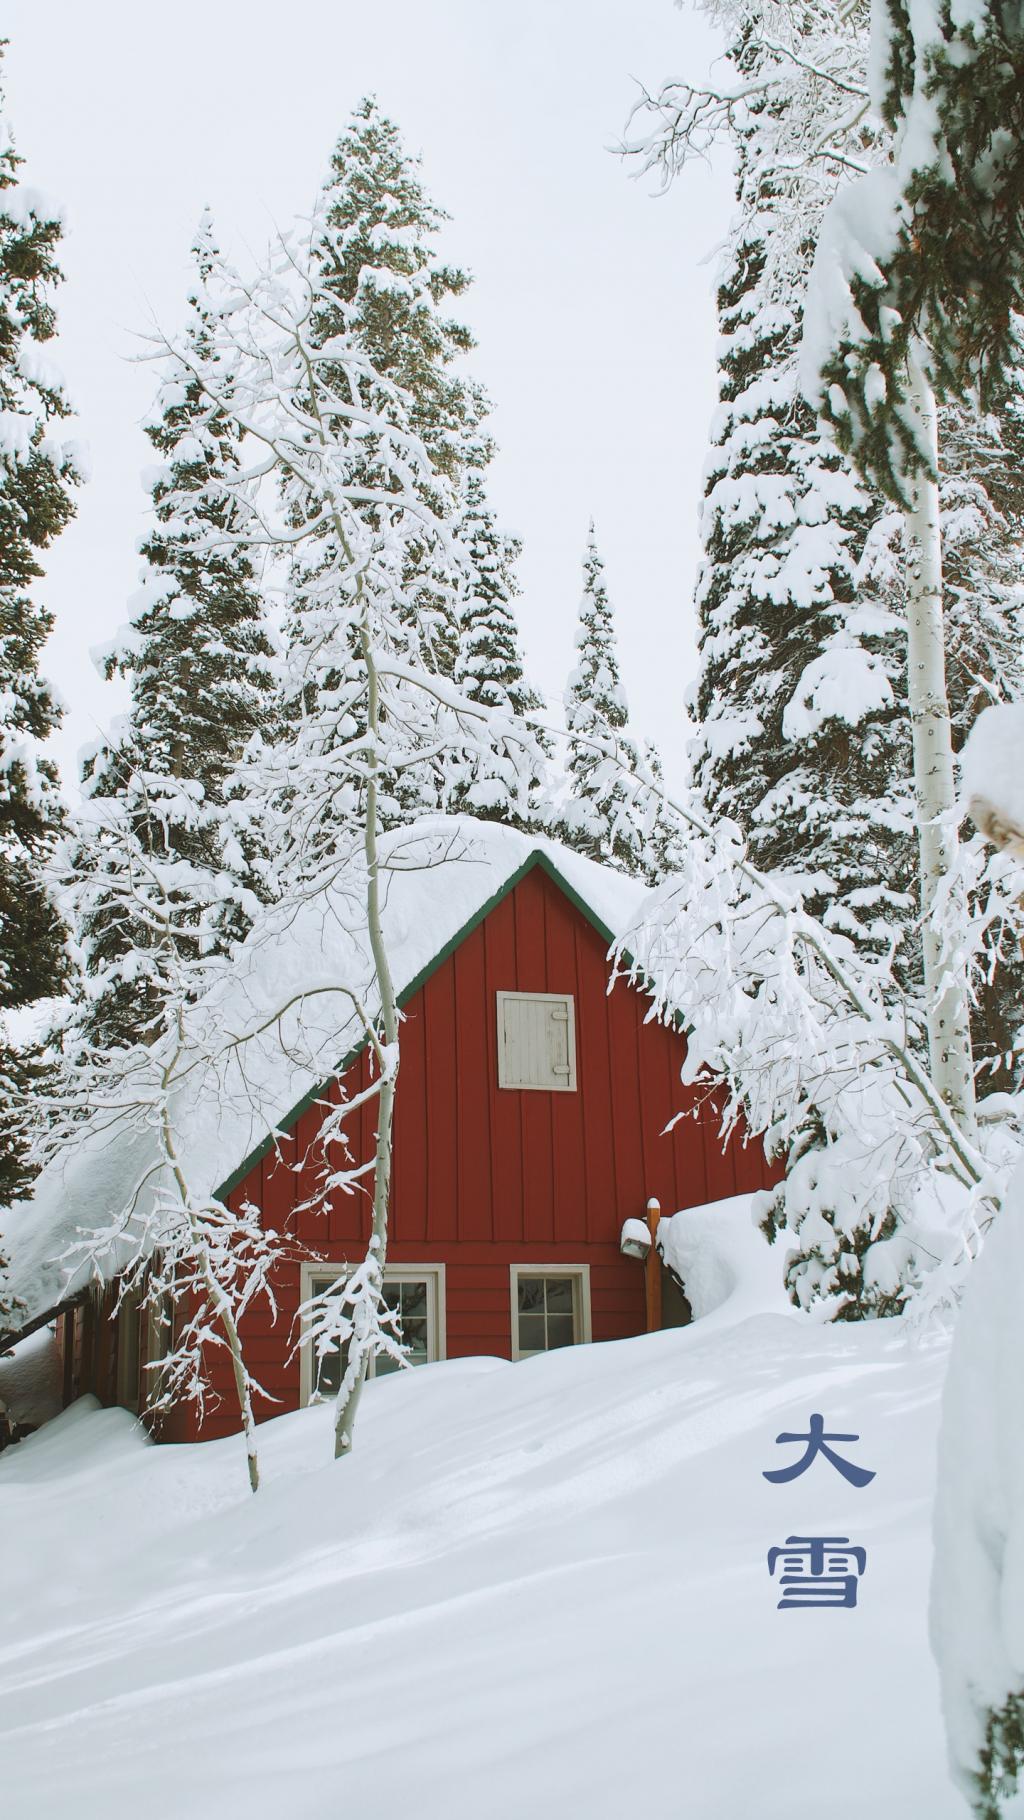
[645,1197,662,1332]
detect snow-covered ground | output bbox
[0,1208,1006,1819]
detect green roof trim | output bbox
[214,849,624,1203]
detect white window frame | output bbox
[509,1263,592,1361]
[496,990,578,1092]
[298,1261,447,1406]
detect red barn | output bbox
[1,821,777,1443]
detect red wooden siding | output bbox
[147,861,777,1444]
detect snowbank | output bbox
[658,1192,797,1325]
[960,702,1024,853]
[0,1326,62,1429]
[0,1305,961,1819]
[931,1168,1024,1805]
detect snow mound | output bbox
[932,1165,1024,1806]
[658,1192,797,1324]
[0,1305,962,1819]
[0,1326,63,1429]
[960,702,1024,852]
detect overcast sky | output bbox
[4,0,733,791]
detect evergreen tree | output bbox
[315,94,489,484]
[638,0,1024,1316]
[278,97,494,831]
[0,43,80,1203]
[449,474,548,829]
[558,524,676,881]
[632,1,929,1313]
[62,218,275,1050]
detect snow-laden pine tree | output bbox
[632,0,1024,1314]
[634,2,915,967]
[0,45,80,1211]
[60,217,276,1052]
[448,473,548,829]
[557,523,679,882]
[276,97,495,829]
[801,0,1024,1152]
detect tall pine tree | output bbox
[63,217,275,1051]
[0,43,80,1205]
[449,474,547,829]
[558,524,676,881]
[283,97,494,826]
[636,0,1024,1313]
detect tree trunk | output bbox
[903,348,977,1144]
[334,622,400,1459]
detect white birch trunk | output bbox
[903,348,977,1143]
[333,620,400,1460]
[159,1080,261,1494]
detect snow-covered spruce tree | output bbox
[0,43,80,1211]
[557,523,678,882]
[448,473,548,829]
[309,95,489,685]
[61,217,276,1052]
[633,3,916,965]
[631,0,1024,1312]
[802,0,1024,1148]
[272,98,495,835]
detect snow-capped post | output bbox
[645,1197,662,1333]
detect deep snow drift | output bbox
[0,1204,1009,1820]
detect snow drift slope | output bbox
[0,1301,984,1819]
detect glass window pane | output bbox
[518,1277,545,1312]
[382,1282,401,1312]
[375,1351,401,1378]
[400,1281,428,1319]
[518,1313,547,1352]
[545,1277,573,1313]
[546,1314,576,1351]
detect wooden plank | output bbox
[454,926,491,1241]
[484,892,524,1244]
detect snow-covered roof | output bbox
[1,818,649,1335]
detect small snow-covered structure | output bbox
[1,818,776,1443]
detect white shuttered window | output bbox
[496,991,577,1091]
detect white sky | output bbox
[3,0,732,792]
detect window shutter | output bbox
[497,993,577,1091]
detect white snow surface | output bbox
[932,1122,1024,1803]
[960,702,1024,837]
[659,1193,795,1325]
[0,1207,984,1820]
[0,1326,62,1428]
[0,818,648,1331]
